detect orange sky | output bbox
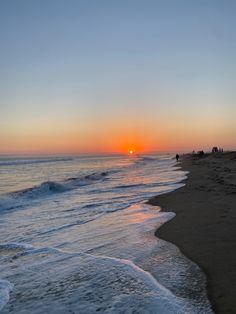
[0,1,235,155]
[1,114,235,154]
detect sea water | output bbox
[0,154,213,313]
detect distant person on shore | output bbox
[176,154,179,162]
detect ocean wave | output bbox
[132,155,176,167]
[14,181,69,197]
[132,156,156,165]
[0,242,34,252]
[140,156,156,161]
[37,219,94,236]
[112,178,186,191]
[0,280,13,311]
[0,157,74,167]
[0,171,109,212]
[114,183,147,189]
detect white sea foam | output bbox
[0,280,13,311]
[0,246,207,313]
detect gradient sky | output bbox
[0,0,235,154]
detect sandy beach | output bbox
[148,152,236,314]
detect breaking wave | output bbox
[0,280,13,311]
[0,171,109,212]
[0,243,34,251]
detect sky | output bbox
[0,0,235,154]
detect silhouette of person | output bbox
[176,154,179,161]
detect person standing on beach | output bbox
[176,154,179,161]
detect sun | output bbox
[129,150,134,155]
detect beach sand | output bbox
[148,152,236,314]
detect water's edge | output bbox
[148,167,214,313]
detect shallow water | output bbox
[0,154,213,313]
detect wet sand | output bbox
[148,152,236,314]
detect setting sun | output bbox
[129,150,134,155]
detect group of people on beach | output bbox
[175,146,225,162]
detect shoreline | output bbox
[148,152,236,314]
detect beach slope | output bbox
[148,152,236,314]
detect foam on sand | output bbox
[0,246,209,314]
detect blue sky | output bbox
[0,0,235,153]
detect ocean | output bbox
[0,154,213,313]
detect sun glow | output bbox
[129,150,134,155]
